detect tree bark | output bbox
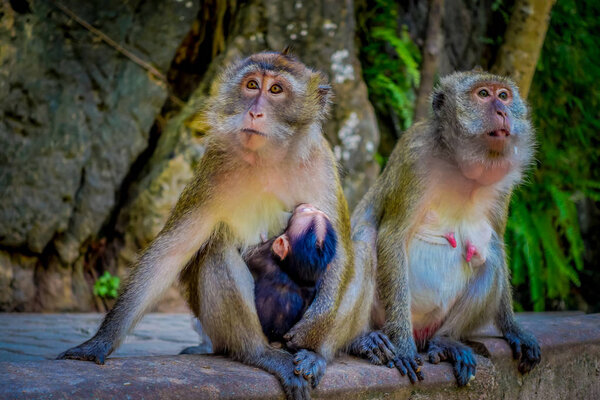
[492,0,556,98]
[413,0,444,122]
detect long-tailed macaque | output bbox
[245,203,337,342]
[58,51,366,400]
[350,71,541,386]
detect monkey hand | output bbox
[503,329,541,374]
[57,337,111,365]
[391,339,424,384]
[293,349,327,389]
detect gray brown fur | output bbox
[351,71,540,385]
[58,52,364,400]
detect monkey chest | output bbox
[407,211,493,329]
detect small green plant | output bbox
[93,271,120,299]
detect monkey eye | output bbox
[498,91,509,100]
[269,84,283,94]
[247,80,259,90]
[477,89,490,98]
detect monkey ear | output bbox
[281,45,294,56]
[432,91,445,114]
[318,84,332,106]
[272,235,291,260]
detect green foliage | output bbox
[358,0,421,139]
[506,0,600,310]
[93,271,120,299]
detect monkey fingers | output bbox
[426,341,448,364]
[503,330,541,374]
[349,331,397,367]
[392,353,424,383]
[293,349,327,389]
[56,338,111,365]
[427,336,476,387]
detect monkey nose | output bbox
[249,110,264,119]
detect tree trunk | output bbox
[492,0,556,98]
[413,0,445,122]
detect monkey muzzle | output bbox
[485,129,511,152]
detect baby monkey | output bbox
[245,204,337,342]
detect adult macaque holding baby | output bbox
[58,51,370,400]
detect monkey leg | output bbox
[195,241,313,400]
[348,331,397,366]
[496,266,541,373]
[427,336,476,387]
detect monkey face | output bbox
[236,72,295,151]
[205,52,332,160]
[432,71,535,177]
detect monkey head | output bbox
[431,71,535,185]
[271,203,337,285]
[206,51,332,161]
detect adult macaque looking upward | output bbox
[351,71,540,386]
[245,203,337,343]
[58,51,363,400]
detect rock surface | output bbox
[1,313,598,399]
[0,0,504,312]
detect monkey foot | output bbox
[503,330,541,374]
[427,336,476,386]
[293,349,326,389]
[179,343,213,355]
[349,331,397,366]
[443,232,457,248]
[392,349,424,383]
[57,338,111,365]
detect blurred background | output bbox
[0,0,597,315]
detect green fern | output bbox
[358,0,421,137]
[505,0,599,310]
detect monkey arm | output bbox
[57,213,215,364]
[283,185,362,360]
[494,249,541,374]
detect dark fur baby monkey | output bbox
[245,203,337,342]
[351,70,541,386]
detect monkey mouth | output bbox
[487,129,510,138]
[485,129,511,153]
[241,128,266,136]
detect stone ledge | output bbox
[1,314,599,399]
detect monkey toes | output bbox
[349,331,397,366]
[504,330,541,374]
[392,352,424,383]
[293,349,326,389]
[57,339,111,365]
[427,337,476,387]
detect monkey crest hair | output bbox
[281,216,337,287]
[204,51,332,160]
[430,71,535,177]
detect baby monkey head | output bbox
[272,203,337,285]
[431,71,535,181]
[207,51,332,158]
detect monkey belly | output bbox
[408,236,473,337]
